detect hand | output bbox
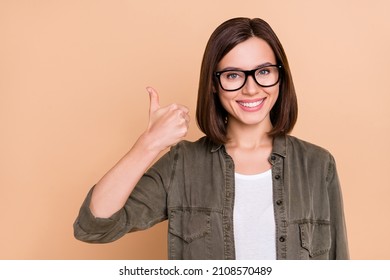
[144,87,190,151]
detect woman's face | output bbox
[216,37,279,129]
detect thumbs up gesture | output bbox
[144,87,190,152]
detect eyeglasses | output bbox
[215,64,282,91]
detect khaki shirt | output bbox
[74,135,349,259]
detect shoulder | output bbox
[278,135,336,168]
[173,136,215,153]
[282,135,338,183]
[285,135,332,158]
[167,137,222,174]
[149,137,215,178]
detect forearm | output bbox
[88,86,189,219]
[90,132,162,218]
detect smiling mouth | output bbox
[237,98,265,108]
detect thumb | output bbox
[146,86,160,114]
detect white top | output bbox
[233,169,276,260]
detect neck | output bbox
[225,118,273,149]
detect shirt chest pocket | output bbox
[299,221,331,259]
[168,209,211,259]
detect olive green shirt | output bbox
[74,135,349,259]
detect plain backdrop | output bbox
[1,0,389,259]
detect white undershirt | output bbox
[233,169,276,260]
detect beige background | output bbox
[1,0,389,259]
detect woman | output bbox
[74,17,349,260]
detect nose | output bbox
[242,75,259,95]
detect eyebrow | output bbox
[218,62,274,72]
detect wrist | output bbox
[137,131,166,155]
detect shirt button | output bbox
[276,200,283,206]
[275,175,281,180]
[271,155,276,161]
[279,236,286,242]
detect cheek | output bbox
[254,87,279,115]
[217,92,233,112]
[217,93,227,107]
[267,86,280,106]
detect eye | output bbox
[224,71,242,80]
[258,68,271,76]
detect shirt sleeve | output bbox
[73,146,177,243]
[326,154,350,259]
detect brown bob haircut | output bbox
[196,17,298,145]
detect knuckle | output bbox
[169,103,178,110]
[176,110,184,117]
[176,126,187,136]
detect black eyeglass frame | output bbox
[214,64,282,92]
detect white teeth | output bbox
[238,99,264,108]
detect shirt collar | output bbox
[272,135,287,158]
[211,143,223,153]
